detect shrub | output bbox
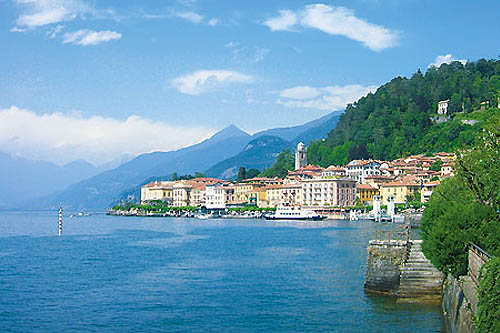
[420,177,497,278]
[477,256,500,332]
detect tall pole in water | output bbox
[58,207,63,236]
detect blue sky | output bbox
[1,0,499,165]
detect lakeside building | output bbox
[322,165,346,178]
[288,165,324,180]
[173,182,193,207]
[189,183,206,207]
[356,183,380,205]
[205,184,226,210]
[140,181,174,204]
[301,177,357,207]
[380,180,421,205]
[421,181,441,203]
[241,177,282,185]
[140,151,456,209]
[344,160,381,184]
[249,187,269,208]
[266,183,302,208]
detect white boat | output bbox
[263,204,326,221]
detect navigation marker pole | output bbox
[58,207,63,236]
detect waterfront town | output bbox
[138,142,456,215]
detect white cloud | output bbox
[62,29,122,46]
[14,0,92,28]
[264,9,298,31]
[278,84,377,111]
[10,26,27,32]
[226,42,270,64]
[280,86,321,100]
[0,106,214,165]
[46,24,64,39]
[171,10,204,24]
[172,70,254,95]
[208,18,219,26]
[429,54,467,68]
[264,4,399,51]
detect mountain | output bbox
[307,59,500,167]
[30,112,341,210]
[35,126,251,210]
[205,136,291,179]
[0,153,99,208]
[289,112,342,146]
[204,112,342,179]
[253,111,341,141]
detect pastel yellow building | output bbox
[380,181,420,205]
[173,182,192,207]
[249,188,268,208]
[141,181,174,204]
[356,184,379,205]
[234,183,265,203]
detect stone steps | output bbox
[396,241,443,301]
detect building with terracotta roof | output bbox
[380,180,421,205]
[141,181,174,204]
[173,181,193,207]
[356,183,379,205]
[301,177,357,207]
[322,165,346,178]
[344,160,381,184]
[266,183,302,207]
[241,177,282,185]
[287,165,324,180]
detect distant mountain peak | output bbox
[209,124,250,142]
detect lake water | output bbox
[0,212,444,332]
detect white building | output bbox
[295,142,307,170]
[344,160,381,184]
[205,184,226,210]
[438,100,449,115]
[322,165,346,178]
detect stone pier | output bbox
[364,239,443,303]
[364,240,406,294]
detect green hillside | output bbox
[307,58,500,166]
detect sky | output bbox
[1,0,499,166]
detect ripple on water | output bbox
[128,234,210,248]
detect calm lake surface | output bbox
[0,212,444,332]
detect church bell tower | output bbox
[295,142,307,170]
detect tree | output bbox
[260,150,294,178]
[236,167,246,182]
[194,172,205,178]
[456,113,500,210]
[477,257,500,332]
[429,160,443,172]
[245,168,260,179]
[171,172,178,181]
[421,177,498,278]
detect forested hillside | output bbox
[307,59,500,166]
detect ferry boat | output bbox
[263,204,326,221]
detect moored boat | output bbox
[263,204,326,221]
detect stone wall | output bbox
[468,243,491,287]
[442,243,491,333]
[442,275,477,333]
[364,240,406,293]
